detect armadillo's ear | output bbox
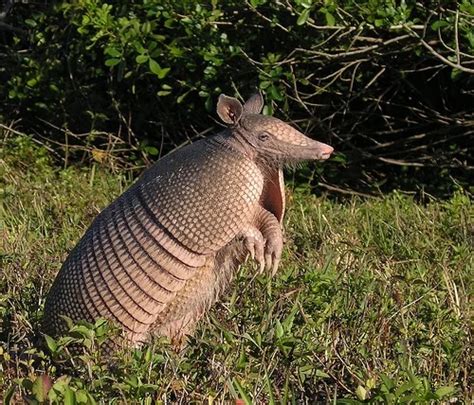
[217,95,243,125]
[243,92,264,114]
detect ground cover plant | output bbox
[1,134,472,403]
[1,0,473,196]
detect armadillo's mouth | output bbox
[319,150,333,160]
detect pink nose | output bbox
[319,143,334,159]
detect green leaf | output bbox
[233,379,252,405]
[142,21,151,34]
[105,58,121,67]
[263,105,273,115]
[126,375,139,388]
[435,386,455,399]
[3,385,16,404]
[315,369,330,378]
[70,324,93,338]
[205,96,212,111]
[59,315,74,330]
[269,85,283,101]
[325,12,335,26]
[44,335,58,353]
[177,91,190,103]
[144,347,152,363]
[466,31,474,49]
[297,8,311,25]
[355,385,367,400]
[275,319,284,338]
[282,303,297,332]
[460,2,474,14]
[431,20,449,30]
[144,146,159,156]
[374,19,384,27]
[26,78,38,87]
[63,386,75,405]
[395,381,415,397]
[157,90,171,96]
[75,389,89,404]
[264,372,276,405]
[159,67,170,78]
[104,47,121,57]
[148,59,170,78]
[451,68,462,80]
[135,54,149,64]
[149,59,161,74]
[25,19,37,28]
[32,375,51,402]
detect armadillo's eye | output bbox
[258,132,270,142]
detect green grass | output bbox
[1,136,472,404]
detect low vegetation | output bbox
[0,135,472,403]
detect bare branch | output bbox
[405,26,474,74]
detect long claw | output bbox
[254,241,265,274]
[249,244,255,260]
[259,260,265,274]
[265,253,272,272]
[271,256,280,276]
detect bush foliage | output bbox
[0,0,473,195]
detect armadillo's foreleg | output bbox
[241,208,283,275]
[256,208,283,275]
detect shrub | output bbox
[0,0,472,196]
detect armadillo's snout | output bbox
[310,140,334,160]
[318,142,334,160]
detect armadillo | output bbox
[42,92,334,348]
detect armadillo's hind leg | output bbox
[150,242,246,348]
[149,258,219,348]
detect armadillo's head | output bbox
[217,93,334,166]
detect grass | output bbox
[0,135,472,404]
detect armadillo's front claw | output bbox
[255,240,265,275]
[248,243,255,260]
[243,228,266,273]
[271,255,280,277]
[264,236,283,276]
[265,253,272,272]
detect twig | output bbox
[405,26,474,74]
[0,0,14,20]
[364,67,386,90]
[378,157,425,167]
[387,285,439,321]
[295,34,411,60]
[454,9,460,65]
[437,30,474,59]
[318,182,377,198]
[246,1,289,33]
[0,123,64,160]
[0,21,26,34]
